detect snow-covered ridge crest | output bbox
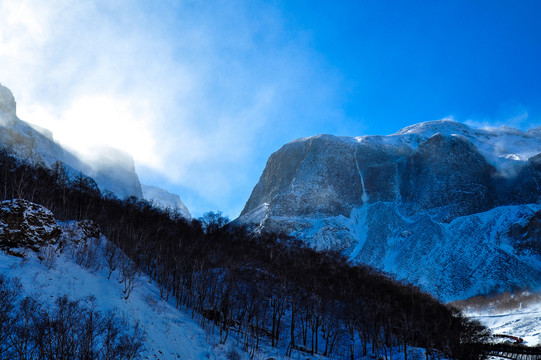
[393,119,541,171]
[278,120,541,180]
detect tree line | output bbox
[0,148,490,359]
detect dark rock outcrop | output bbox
[0,199,61,256]
[400,134,495,221]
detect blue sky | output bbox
[283,0,541,135]
[1,0,540,218]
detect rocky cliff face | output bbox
[0,84,143,199]
[244,135,365,219]
[0,85,66,166]
[239,120,541,301]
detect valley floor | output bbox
[467,303,541,346]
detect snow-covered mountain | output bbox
[238,120,541,301]
[142,184,192,220]
[0,83,143,199]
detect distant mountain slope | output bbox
[77,145,144,200]
[142,184,192,220]
[238,120,541,301]
[0,83,143,200]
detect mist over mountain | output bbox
[0,84,142,198]
[0,84,190,216]
[239,120,541,301]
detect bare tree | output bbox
[0,275,21,358]
[119,258,140,300]
[105,240,122,280]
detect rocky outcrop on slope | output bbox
[0,84,143,199]
[0,199,61,256]
[61,220,102,243]
[239,120,541,300]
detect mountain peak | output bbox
[0,84,146,200]
[0,84,16,117]
[394,119,475,137]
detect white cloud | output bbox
[0,0,344,217]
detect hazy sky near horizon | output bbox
[1,0,541,218]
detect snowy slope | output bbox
[0,200,449,360]
[277,203,541,302]
[0,225,445,360]
[0,219,360,360]
[457,291,541,346]
[470,303,541,346]
[0,221,236,360]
